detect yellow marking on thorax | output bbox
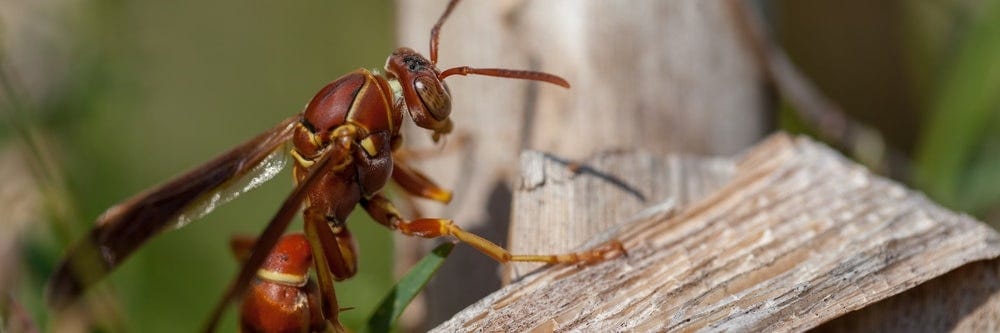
[360,137,379,156]
[387,75,403,107]
[295,122,322,147]
[347,74,371,124]
[360,69,396,133]
[290,149,314,168]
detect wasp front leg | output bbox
[389,131,474,205]
[391,158,453,204]
[362,194,626,266]
[303,206,358,333]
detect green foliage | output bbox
[914,0,1000,214]
[364,242,455,333]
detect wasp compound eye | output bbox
[414,76,451,121]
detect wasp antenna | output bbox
[438,66,571,88]
[430,0,462,64]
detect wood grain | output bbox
[815,258,1000,333]
[432,134,1000,332]
[508,151,735,281]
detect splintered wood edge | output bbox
[815,258,1000,332]
[431,133,1000,332]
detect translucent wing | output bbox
[170,143,290,230]
[47,115,299,308]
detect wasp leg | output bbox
[391,158,453,204]
[390,131,472,204]
[302,279,331,332]
[303,208,356,333]
[362,194,626,265]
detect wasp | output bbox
[47,0,625,330]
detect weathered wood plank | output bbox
[432,134,1000,332]
[508,151,735,281]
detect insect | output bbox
[229,234,336,332]
[46,0,626,330]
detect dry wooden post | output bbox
[394,0,767,327]
[433,134,1000,331]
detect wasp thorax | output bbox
[415,76,451,120]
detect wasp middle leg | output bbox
[362,194,626,266]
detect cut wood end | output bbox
[433,133,1000,332]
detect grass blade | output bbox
[364,242,454,333]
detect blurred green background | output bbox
[1,0,999,332]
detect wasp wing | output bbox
[169,141,291,230]
[47,115,299,308]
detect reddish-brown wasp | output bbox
[47,0,625,330]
